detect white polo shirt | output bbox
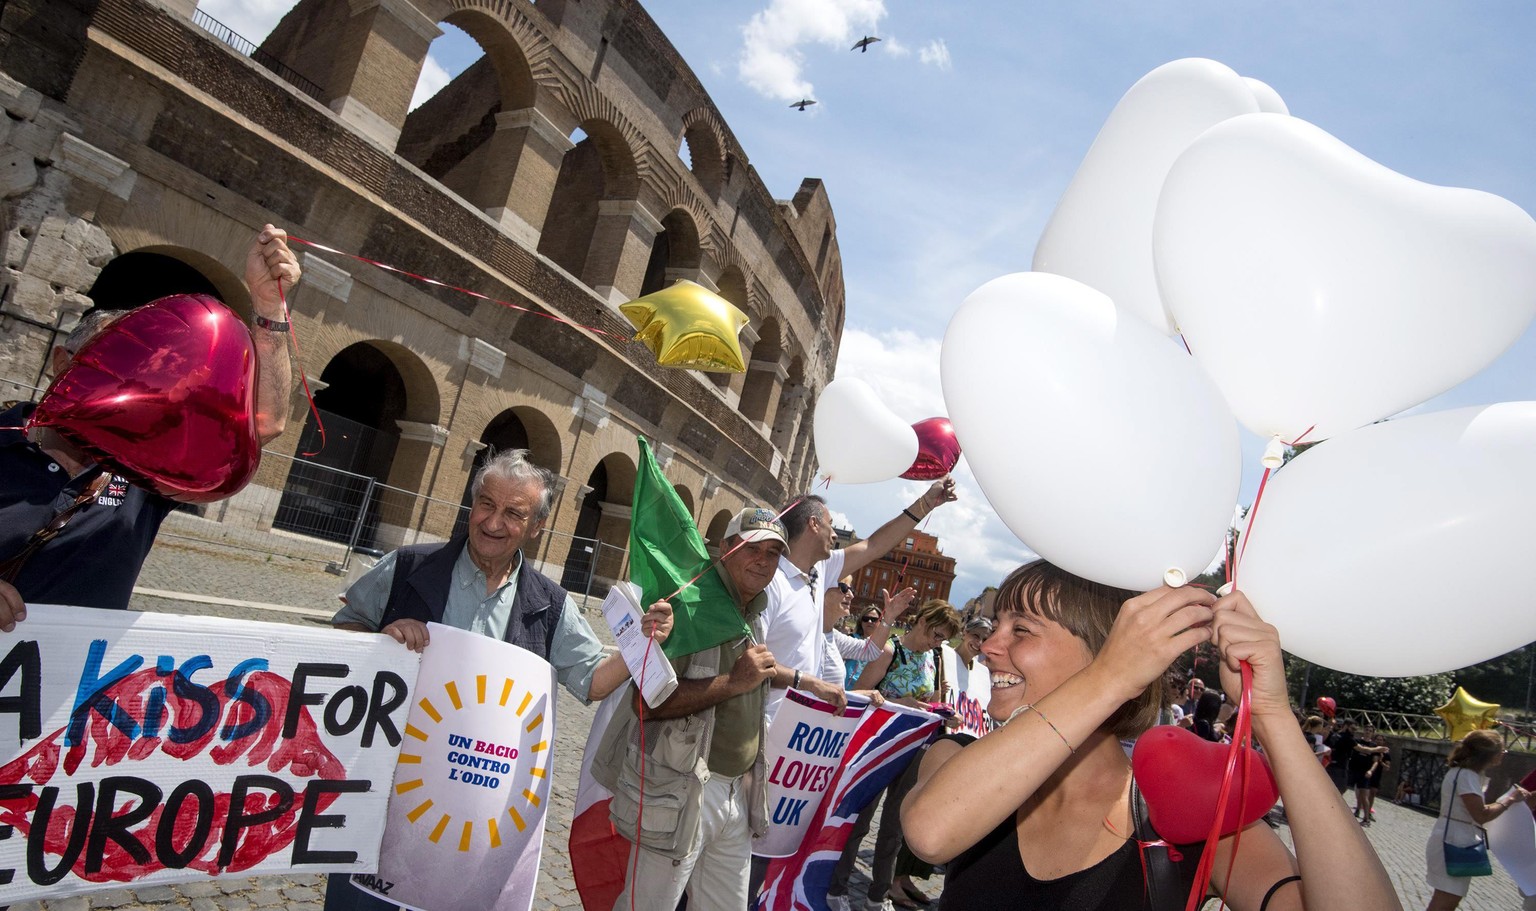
[761,548,847,722]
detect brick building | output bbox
[0,0,844,592]
[848,529,956,611]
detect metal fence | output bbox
[1337,706,1536,753]
[159,446,627,602]
[191,8,326,102]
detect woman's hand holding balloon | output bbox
[1091,586,1215,702]
[1209,591,1291,726]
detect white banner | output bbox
[752,689,867,858]
[355,623,555,911]
[938,645,992,740]
[0,604,419,904]
[1488,787,1536,897]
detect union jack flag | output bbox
[755,703,941,911]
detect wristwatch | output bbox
[251,314,290,332]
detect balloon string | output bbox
[1179,334,1193,356]
[286,237,635,344]
[1230,424,1315,589]
[663,498,802,601]
[278,279,327,457]
[1185,661,1255,911]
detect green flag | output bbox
[628,437,748,658]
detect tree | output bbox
[1286,655,1453,716]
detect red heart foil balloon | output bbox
[30,294,260,503]
[901,416,962,480]
[1131,725,1279,844]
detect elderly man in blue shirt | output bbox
[326,447,672,911]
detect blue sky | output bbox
[205,1,1536,605]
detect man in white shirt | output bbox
[758,477,957,724]
[745,480,958,904]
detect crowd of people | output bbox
[3,224,1535,911]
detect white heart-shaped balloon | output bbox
[1156,113,1536,442]
[1033,58,1278,336]
[941,272,1241,591]
[1239,403,1536,677]
[813,378,919,484]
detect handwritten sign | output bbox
[355,623,555,911]
[753,689,866,858]
[0,605,419,903]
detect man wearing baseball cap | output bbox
[598,507,787,911]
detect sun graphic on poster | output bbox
[390,674,551,851]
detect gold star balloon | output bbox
[620,279,749,373]
[1434,686,1501,742]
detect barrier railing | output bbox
[191,8,325,102]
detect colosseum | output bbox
[0,0,844,592]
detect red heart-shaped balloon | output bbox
[901,416,962,480]
[1131,725,1280,844]
[30,294,260,503]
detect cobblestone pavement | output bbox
[12,537,1533,910]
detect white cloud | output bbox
[410,54,452,111]
[196,0,293,45]
[738,0,887,100]
[824,327,1036,603]
[918,39,952,70]
[882,36,911,58]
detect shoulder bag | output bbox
[1442,770,1493,877]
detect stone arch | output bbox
[704,263,751,395]
[451,404,565,536]
[770,355,807,458]
[739,316,784,426]
[638,207,702,298]
[86,246,251,317]
[274,339,441,550]
[678,107,727,197]
[704,507,732,556]
[673,483,696,522]
[560,450,637,595]
[536,117,642,290]
[388,7,585,244]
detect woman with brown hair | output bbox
[901,561,1399,910]
[1423,729,1532,910]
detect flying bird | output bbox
[852,36,881,53]
[790,99,817,111]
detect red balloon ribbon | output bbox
[1187,662,1257,911]
[287,237,634,344]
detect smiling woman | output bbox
[901,560,1402,911]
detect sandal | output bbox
[888,883,932,907]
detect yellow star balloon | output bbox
[1434,686,1501,742]
[620,279,749,373]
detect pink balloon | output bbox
[30,294,261,503]
[901,417,961,480]
[1315,696,1336,719]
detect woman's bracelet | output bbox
[1004,704,1075,755]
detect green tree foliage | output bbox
[1447,643,1536,717]
[1286,656,1453,716]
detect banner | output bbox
[937,645,992,739]
[756,702,940,911]
[1488,785,1536,897]
[754,690,867,858]
[355,623,555,911]
[0,604,419,904]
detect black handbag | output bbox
[1442,772,1493,877]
